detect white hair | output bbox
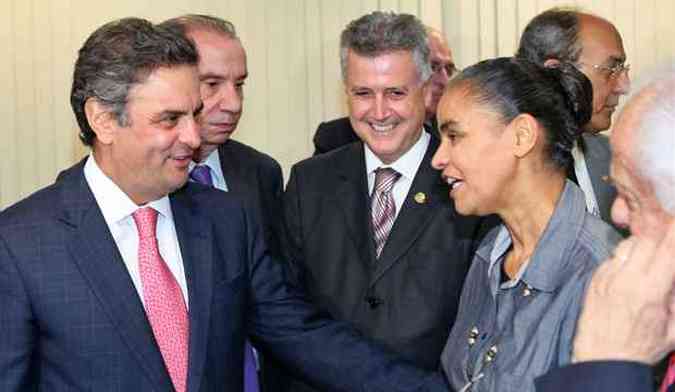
[632,63,675,214]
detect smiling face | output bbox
[431,84,515,216]
[94,65,203,204]
[189,29,247,157]
[345,49,429,164]
[576,15,631,132]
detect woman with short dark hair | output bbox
[433,57,621,392]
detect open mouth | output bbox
[445,176,463,192]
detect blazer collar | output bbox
[57,161,214,391]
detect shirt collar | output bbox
[364,129,429,180]
[84,154,173,226]
[190,148,224,186]
[476,180,588,293]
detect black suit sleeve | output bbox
[312,118,359,156]
[535,361,653,392]
[279,165,307,289]
[259,158,284,259]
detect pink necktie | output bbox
[133,207,189,392]
[371,168,401,258]
[661,354,675,392]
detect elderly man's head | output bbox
[339,11,431,164]
[517,9,631,133]
[71,18,203,204]
[610,70,675,236]
[161,15,248,161]
[426,27,456,120]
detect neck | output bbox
[498,167,566,278]
[195,143,219,163]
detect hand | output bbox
[573,220,675,364]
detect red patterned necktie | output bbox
[133,207,189,392]
[661,354,675,392]
[371,168,401,258]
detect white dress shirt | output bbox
[190,149,228,191]
[571,142,600,217]
[83,155,189,309]
[365,129,430,220]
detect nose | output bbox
[373,95,390,121]
[218,83,243,114]
[180,116,201,150]
[610,197,630,230]
[614,70,631,95]
[431,136,450,170]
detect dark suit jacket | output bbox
[580,133,625,236]
[283,137,486,391]
[535,361,654,392]
[217,139,284,259]
[0,160,450,392]
[216,139,285,391]
[313,117,438,156]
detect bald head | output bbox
[517,9,630,132]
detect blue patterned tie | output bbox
[189,165,213,186]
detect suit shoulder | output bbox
[221,139,281,172]
[292,142,358,174]
[0,182,62,227]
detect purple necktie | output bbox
[189,165,213,186]
[190,164,259,391]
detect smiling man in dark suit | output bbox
[283,11,484,392]
[0,17,452,392]
[312,25,455,156]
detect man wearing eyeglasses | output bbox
[311,25,456,155]
[517,8,631,234]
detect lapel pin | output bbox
[414,192,426,204]
[601,175,609,183]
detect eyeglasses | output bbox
[579,61,630,80]
[431,61,459,78]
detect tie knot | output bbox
[132,207,158,240]
[190,164,213,186]
[374,167,400,194]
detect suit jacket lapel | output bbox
[581,134,615,222]
[218,142,249,195]
[371,137,447,285]
[171,188,215,392]
[335,143,377,264]
[60,163,173,391]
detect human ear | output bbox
[84,99,117,145]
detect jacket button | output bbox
[365,296,383,309]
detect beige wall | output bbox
[2,0,674,208]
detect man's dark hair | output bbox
[516,8,582,65]
[70,17,198,146]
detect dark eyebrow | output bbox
[439,119,458,134]
[607,55,626,65]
